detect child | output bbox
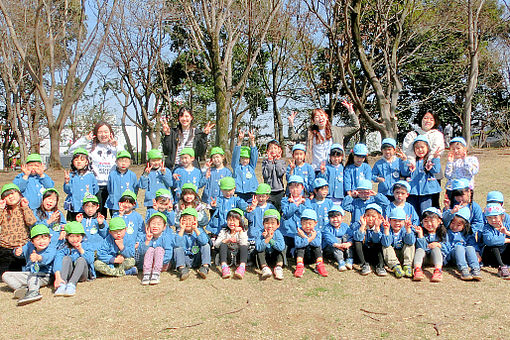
[384,181,419,226]
[34,188,66,247]
[214,208,249,279]
[75,194,108,252]
[352,203,386,276]
[294,209,328,278]
[172,148,206,200]
[246,183,277,244]
[322,205,353,271]
[63,148,99,221]
[381,208,416,278]
[310,178,334,231]
[413,207,448,282]
[1,224,55,306]
[343,143,372,196]
[317,144,344,204]
[94,217,138,276]
[138,149,173,209]
[445,207,481,281]
[286,144,315,194]
[13,153,55,210]
[174,207,211,280]
[53,222,95,296]
[139,212,174,285]
[486,191,510,225]
[0,183,37,275]
[207,177,248,237]
[256,209,285,280]
[262,139,286,211]
[105,150,139,216]
[114,190,144,262]
[401,135,441,216]
[444,137,479,197]
[372,138,406,201]
[175,183,209,227]
[281,175,312,255]
[232,130,259,203]
[202,147,232,205]
[342,179,390,224]
[482,203,510,279]
[145,188,176,228]
[443,179,484,235]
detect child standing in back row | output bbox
[232,130,259,203]
[13,153,55,210]
[372,138,406,202]
[105,150,138,216]
[262,139,286,211]
[317,144,345,205]
[202,147,232,206]
[344,143,372,197]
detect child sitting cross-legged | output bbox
[256,209,286,280]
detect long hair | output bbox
[36,190,59,221]
[421,210,447,242]
[345,152,369,167]
[91,122,114,152]
[450,189,474,209]
[70,153,91,173]
[225,210,247,231]
[309,108,332,144]
[178,188,201,209]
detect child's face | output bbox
[180,154,194,167]
[116,158,131,172]
[329,213,343,228]
[221,188,235,198]
[67,234,83,248]
[32,234,51,251]
[364,210,379,227]
[301,219,317,233]
[330,152,343,166]
[390,219,404,232]
[240,157,250,166]
[96,125,112,143]
[256,194,269,205]
[149,217,166,235]
[315,186,329,199]
[83,202,99,217]
[211,154,224,167]
[227,216,242,232]
[155,197,171,212]
[293,150,306,164]
[353,155,365,166]
[454,190,471,204]
[393,188,409,204]
[180,214,197,233]
[263,218,279,233]
[486,215,503,228]
[449,217,466,232]
[119,200,135,213]
[4,190,21,206]
[289,183,303,197]
[422,215,440,233]
[182,192,195,204]
[26,162,41,175]
[382,146,395,160]
[357,189,371,200]
[42,193,58,211]
[110,228,126,240]
[73,155,89,170]
[450,142,467,159]
[267,143,281,158]
[149,158,162,170]
[413,141,429,159]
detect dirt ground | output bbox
[0,148,510,339]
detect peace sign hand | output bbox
[203,121,216,135]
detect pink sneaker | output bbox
[234,265,246,279]
[221,266,231,279]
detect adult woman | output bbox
[288,100,359,172]
[161,107,215,170]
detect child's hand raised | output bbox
[407,162,416,172]
[404,217,413,232]
[75,213,83,223]
[251,195,258,207]
[320,161,326,174]
[359,215,367,232]
[382,217,390,233]
[172,173,181,181]
[114,254,125,264]
[447,150,455,163]
[58,230,66,240]
[210,197,217,208]
[97,213,105,225]
[30,250,40,263]
[351,190,359,198]
[146,230,153,242]
[47,211,60,224]
[443,195,450,210]
[395,147,407,160]
[297,227,306,239]
[451,203,466,214]
[238,130,245,141]
[64,169,71,184]
[14,245,23,257]
[414,225,424,238]
[288,159,295,172]
[21,164,30,177]
[20,198,29,208]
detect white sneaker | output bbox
[261,266,272,280]
[274,266,284,280]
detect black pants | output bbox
[269,190,285,212]
[96,185,109,217]
[0,246,25,276]
[66,211,79,222]
[219,243,248,265]
[354,241,384,269]
[257,250,284,268]
[235,192,253,205]
[284,236,295,258]
[295,245,322,264]
[482,245,510,267]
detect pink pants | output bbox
[143,247,165,274]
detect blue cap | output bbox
[381,138,396,149]
[484,203,505,217]
[388,207,407,220]
[267,139,280,146]
[328,205,345,216]
[353,143,368,156]
[356,179,373,191]
[487,191,504,204]
[313,178,328,189]
[292,144,306,153]
[365,203,382,215]
[455,206,471,221]
[288,175,304,185]
[413,135,429,145]
[301,209,318,221]
[330,144,344,153]
[450,137,466,147]
[451,178,470,191]
[423,207,442,218]
[393,180,411,193]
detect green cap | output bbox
[240,146,250,158]
[82,193,99,205]
[116,150,131,159]
[43,188,59,196]
[120,190,137,201]
[219,177,236,190]
[64,221,85,234]
[210,147,225,156]
[109,217,127,231]
[263,209,281,221]
[73,148,89,156]
[1,183,20,195]
[180,207,198,219]
[229,208,244,217]
[255,183,271,195]
[155,188,172,199]
[30,224,51,238]
[148,211,167,223]
[147,149,163,160]
[26,153,43,163]
[180,147,195,157]
[182,182,197,193]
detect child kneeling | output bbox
[256,209,285,280]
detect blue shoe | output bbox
[338,260,347,272]
[124,267,138,276]
[64,283,76,297]
[345,259,354,270]
[54,284,67,297]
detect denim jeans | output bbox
[453,244,479,270]
[173,244,211,268]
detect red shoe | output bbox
[413,267,424,281]
[430,268,442,282]
[294,263,305,278]
[316,262,328,277]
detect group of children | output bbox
[1,131,509,307]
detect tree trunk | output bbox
[213,70,229,153]
[48,124,62,169]
[141,128,148,164]
[121,111,136,163]
[463,52,478,147]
